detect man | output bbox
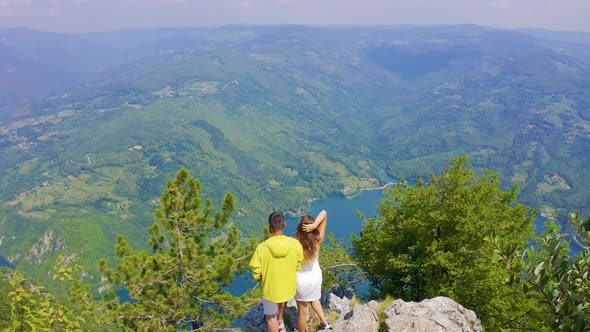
[249,212,304,332]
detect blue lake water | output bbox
[0,255,15,268]
[229,189,386,296]
[284,190,385,240]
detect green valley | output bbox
[1,25,590,288]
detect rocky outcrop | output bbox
[324,292,350,316]
[242,286,482,332]
[322,285,354,302]
[329,302,379,332]
[241,301,268,331]
[25,230,65,265]
[384,296,482,332]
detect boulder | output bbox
[325,293,350,316]
[384,296,483,332]
[242,292,483,332]
[330,303,379,332]
[322,285,354,302]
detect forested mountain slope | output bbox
[1,25,589,285]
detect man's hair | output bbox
[268,211,286,231]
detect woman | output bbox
[292,210,332,331]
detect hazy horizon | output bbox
[1,0,589,34]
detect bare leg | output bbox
[266,314,279,332]
[296,301,308,332]
[277,302,286,330]
[310,299,327,322]
[278,302,286,320]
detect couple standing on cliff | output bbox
[249,210,332,332]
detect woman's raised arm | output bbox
[302,210,328,242]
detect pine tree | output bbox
[98,168,258,331]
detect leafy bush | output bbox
[352,156,545,330]
[489,212,590,331]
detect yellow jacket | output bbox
[249,235,303,303]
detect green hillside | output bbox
[1,25,590,287]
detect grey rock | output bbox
[242,299,298,332]
[384,296,483,332]
[367,300,380,311]
[322,285,354,306]
[242,303,266,332]
[243,294,482,332]
[331,304,379,332]
[325,293,350,316]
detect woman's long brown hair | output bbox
[295,214,320,264]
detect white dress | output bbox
[295,251,322,301]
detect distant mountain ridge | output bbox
[0,27,218,113]
[1,25,589,286]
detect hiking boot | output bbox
[320,320,332,330]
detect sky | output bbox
[1,0,590,34]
